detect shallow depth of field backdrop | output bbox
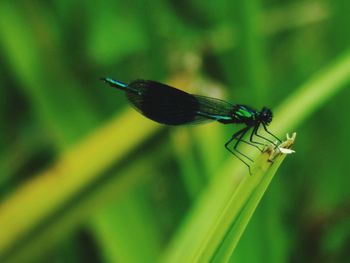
[1,1,350,263]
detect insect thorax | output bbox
[231,105,257,125]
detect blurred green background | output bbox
[1,0,350,262]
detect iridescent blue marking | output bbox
[102,77,143,95]
[197,111,232,121]
[104,77,128,88]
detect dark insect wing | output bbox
[125,80,200,125]
[192,95,234,122]
[121,79,235,125]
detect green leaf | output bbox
[162,49,350,262]
[162,135,295,263]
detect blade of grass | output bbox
[262,1,329,35]
[272,48,350,135]
[162,49,350,262]
[208,1,329,55]
[0,109,159,261]
[15,151,168,263]
[90,186,162,263]
[0,131,170,263]
[162,135,295,263]
[211,136,295,262]
[171,129,206,200]
[193,124,227,180]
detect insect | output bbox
[101,77,281,173]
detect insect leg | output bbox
[262,123,282,143]
[225,128,247,157]
[232,127,254,161]
[236,137,263,152]
[227,127,263,156]
[225,147,252,175]
[254,124,279,147]
[225,127,255,162]
[249,125,265,147]
[225,128,253,174]
[224,125,261,151]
